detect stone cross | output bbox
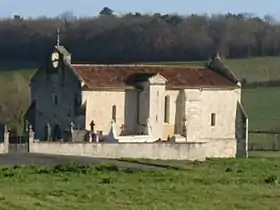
[145,118,152,135]
[90,120,95,132]
[28,124,35,143]
[95,133,100,143]
[182,118,187,137]
[120,124,125,136]
[69,122,75,142]
[46,123,52,141]
[88,132,92,143]
[25,120,29,132]
[109,119,117,139]
[28,124,33,133]
[70,121,75,134]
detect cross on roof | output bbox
[55,27,68,46]
[56,28,60,46]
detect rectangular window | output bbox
[112,105,117,122]
[211,113,216,126]
[164,96,170,123]
[52,94,58,106]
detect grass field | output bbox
[1,157,280,209]
[151,56,280,83]
[242,87,280,131]
[2,55,280,82]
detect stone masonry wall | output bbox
[29,137,240,161]
[29,141,207,161]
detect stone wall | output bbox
[205,139,237,158]
[0,127,243,160]
[0,131,10,154]
[29,141,207,161]
[28,138,241,161]
[0,143,7,154]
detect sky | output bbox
[0,0,279,19]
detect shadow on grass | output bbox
[115,158,198,171]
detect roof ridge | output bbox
[71,63,206,69]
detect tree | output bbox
[0,11,280,62]
[99,7,114,16]
[13,14,23,20]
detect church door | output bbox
[52,124,62,141]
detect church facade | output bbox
[25,45,247,148]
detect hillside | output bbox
[148,56,280,83]
[2,55,280,83]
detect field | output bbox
[0,156,279,209]
[0,57,280,209]
[151,56,280,83]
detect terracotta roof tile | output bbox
[71,64,237,89]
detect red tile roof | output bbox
[71,64,237,90]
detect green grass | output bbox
[1,55,280,83]
[2,55,280,84]
[1,158,280,209]
[241,87,280,149]
[0,69,36,80]
[242,87,280,131]
[148,56,280,83]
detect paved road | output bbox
[0,153,159,169]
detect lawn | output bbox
[0,158,280,209]
[242,87,280,131]
[241,87,280,149]
[148,56,280,83]
[2,55,280,84]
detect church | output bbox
[25,43,248,148]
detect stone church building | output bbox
[25,44,248,151]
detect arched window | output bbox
[164,96,170,123]
[112,105,117,122]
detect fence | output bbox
[249,130,280,151]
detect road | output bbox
[0,153,159,169]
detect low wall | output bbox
[0,130,241,159]
[0,143,7,153]
[117,135,156,143]
[29,138,239,161]
[0,132,9,153]
[205,139,236,158]
[29,141,207,161]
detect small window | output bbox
[211,113,216,126]
[112,105,117,122]
[52,94,58,106]
[164,96,170,123]
[68,107,72,117]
